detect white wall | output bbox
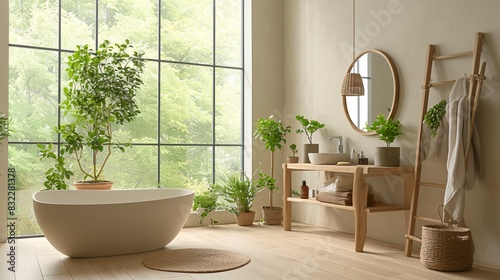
[283,0,500,268]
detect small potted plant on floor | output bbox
[365,113,402,166]
[38,39,145,190]
[287,144,299,163]
[295,115,325,163]
[212,172,262,226]
[253,115,291,225]
[192,190,219,226]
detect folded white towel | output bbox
[321,175,353,192]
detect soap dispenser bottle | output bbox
[358,151,368,165]
[300,180,309,199]
[350,149,358,165]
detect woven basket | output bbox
[420,225,473,271]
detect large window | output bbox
[8,0,244,236]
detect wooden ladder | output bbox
[404,32,487,257]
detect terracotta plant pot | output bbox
[374,147,400,167]
[73,180,113,190]
[287,156,299,163]
[235,211,255,226]
[302,144,319,163]
[261,206,282,225]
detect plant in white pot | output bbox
[253,115,291,225]
[295,115,325,163]
[38,39,145,190]
[365,113,402,167]
[212,172,262,226]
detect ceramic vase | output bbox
[287,156,299,163]
[235,211,255,226]
[73,180,113,190]
[374,147,400,167]
[302,143,319,163]
[261,206,283,225]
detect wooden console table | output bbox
[283,163,414,252]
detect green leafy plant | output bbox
[255,168,277,201]
[253,116,291,209]
[424,99,447,137]
[0,114,12,142]
[39,39,145,189]
[192,190,219,226]
[212,172,262,215]
[38,144,74,190]
[365,113,401,147]
[289,143,298,157]
[295,115,325,144]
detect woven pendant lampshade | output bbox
[341,73,364,96]
[342,0,364,96]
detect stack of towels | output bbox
[316,175,374,206]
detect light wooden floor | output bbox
[1,222,499,280]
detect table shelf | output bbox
[283,163,414,252]
[287,197,410,213]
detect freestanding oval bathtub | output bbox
[33,188,194,258]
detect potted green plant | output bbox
[365,113,402,166]
[287,143,299,163]
[38,39,145,190]
[295,115,325,163]
[192,190,219,226]
[212,172,262,226]
[253,115,291,225]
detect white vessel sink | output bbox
[308,153,350,165]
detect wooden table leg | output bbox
[283,164,292,231]
[352,167,367,252]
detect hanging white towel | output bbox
[441,77,482,224]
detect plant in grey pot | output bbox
[287,143,299,163]
[192,190,219,226]
[253,115,291,225]
[365,113,402,167]
[212,172,262,226]
[38,39,145,190]
[295,115,325,163]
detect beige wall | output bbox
[0,0,9,242]
[250,0,286,216]
[282,0,500,268]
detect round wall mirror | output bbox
[342,49,399,135]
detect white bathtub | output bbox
[33,188,194,258]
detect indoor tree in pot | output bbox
[212,172,262,226]
[295,115,325,163]
[38,39,145,190]
[253,115,291,225]
[365,113,402,167]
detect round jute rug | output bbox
[142,248,251,273]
